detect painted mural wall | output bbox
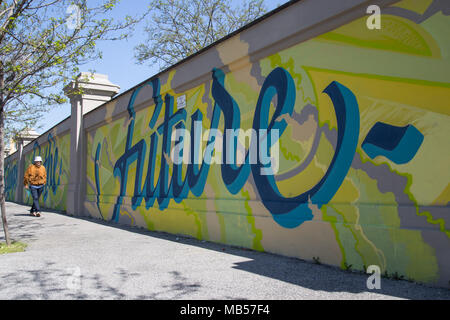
[22,133,71,212]
[3,0,448,288]
[84,0,450,287]
[85,1,450,284]
[4,157,18,202]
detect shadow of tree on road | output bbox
[0,261,201,300]
[76,215,450,300]
[2,201,450,300]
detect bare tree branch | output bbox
[135,0,267,70]
[0,0,150,246]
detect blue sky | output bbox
[37,0,287,134]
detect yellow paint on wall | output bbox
[144,205,203,239]
[330,175,360,205]
[317,13,441,58]
[275,132,333,197]
[307,68,450,116]
[433,184,450,206]
[393,0,434,14]
[389,114,450,205]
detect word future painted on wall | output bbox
[96,67,423,229]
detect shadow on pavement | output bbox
[2,203,204,299]
[72,213,450,300]
[0,261,200,299]
[3,201,450,300]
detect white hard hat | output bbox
[34,156,43,163]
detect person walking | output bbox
[23,156,47,217]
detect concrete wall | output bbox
[5,0,450,288]
[14,118,71,211]
[5,154,18,202]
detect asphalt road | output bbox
[0,201,449,300]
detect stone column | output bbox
[64,73,120,216]
[14,129,40,203]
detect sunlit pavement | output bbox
[0,201,449,300]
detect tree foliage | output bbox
[135,0,267,70]
[0,0,148,245]
[0,0,146,138]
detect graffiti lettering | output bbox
[4,160,17,201]
[103,67,360,227]
[31,134,63,202]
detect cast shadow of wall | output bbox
[4,202,449,300]
[74,212,450,300]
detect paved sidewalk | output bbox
[0,201,449,300]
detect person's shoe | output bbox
[36,212,41,217]
[30,212,37,217]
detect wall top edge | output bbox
[82,0,390,119]
[16,117,72,157]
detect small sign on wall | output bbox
[177,95,186,110]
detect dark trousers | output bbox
[30,186,43,213]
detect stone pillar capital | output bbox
[65,72,119,216]
[63,73,120,115]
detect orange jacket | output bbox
[23,164,47,186]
